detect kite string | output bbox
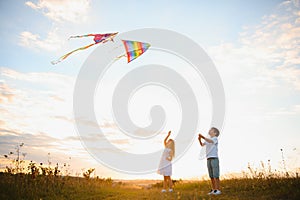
[109,44,125,62]
[114,54,126,62]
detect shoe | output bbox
[169,189,173,192]
[213,190,221,195]
[161,189,166,193]
[208,189,214,195]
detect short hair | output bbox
[211,127,220,137]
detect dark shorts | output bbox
[207,157,220,178]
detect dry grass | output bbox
[1,146,299,199]
[0,172,299,200]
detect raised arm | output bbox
[199,133,213,144]
[164,131,171,146]
[198,134,205,146]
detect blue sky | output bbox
[0,0,300,179]
[0,0,283,73]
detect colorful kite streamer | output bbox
[51,32,118,65]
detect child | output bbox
[157,131,175,193]
[198,127,221,195]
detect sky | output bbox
[0,0,300,179]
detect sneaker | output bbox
[169,189,173,192]
[213,190,221,195]
[161,189,167,193]
[208,189,214,195]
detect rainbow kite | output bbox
[118,40,151,63]
[51,32,118,65]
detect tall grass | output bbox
[0,172,113,200]
[1,144,299,199]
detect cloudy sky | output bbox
[0,0,300,179]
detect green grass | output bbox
[0,173,299,200]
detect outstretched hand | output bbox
[198,133,205,146]
[198,133,204,140]
[164,131,171,146]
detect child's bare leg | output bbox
[211,178,216,190]
[165,176,170,189]
[215,178,220,190]
[163,176,167,189]
[168,176,173,189]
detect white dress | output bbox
[157,148,172,176]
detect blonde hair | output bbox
[166,139,175,158]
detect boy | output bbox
[198,127,221,195]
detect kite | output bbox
[117,40,151,63]
[51,32,118,65]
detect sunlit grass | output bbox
[0,172,299,199]
[1,144,299,199]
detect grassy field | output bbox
[0,173,299,200]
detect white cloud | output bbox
[0,81,15,103]
[0,67,74,136]
[0,67,74,87]
[266,104,300,118]
[0,67,92,174]
[205,0,300,156]
[292,0,300,7]
[267,66,300,90]
[19,29,63,52]
[209,0,300,92]
[21,0,91,52]
[25,0,90,24]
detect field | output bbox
[0,173,299,200]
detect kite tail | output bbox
[68,34,96,40]
[51,43,96,65]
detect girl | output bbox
[157,131,175,192]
